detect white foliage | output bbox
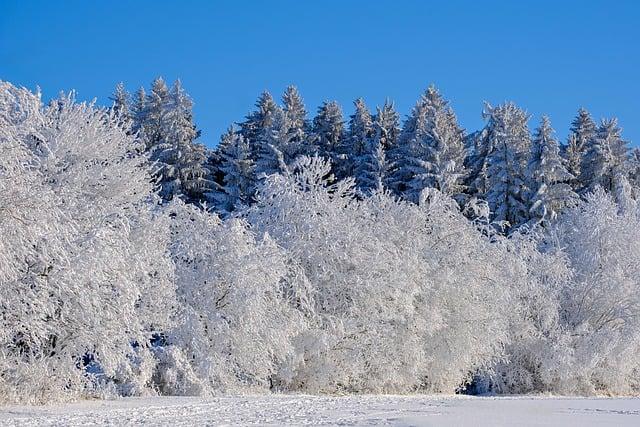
[246,156,514,393]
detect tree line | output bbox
[114,78,636,231]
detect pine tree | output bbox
[154,80,210,203]
[483,102,531,230]
[386,92,430,196]
[311,100,345,174]
[354,101,398,193]
[281,85,309,161]
[580,118,629,194]
[240,91,280,156]
[212,126,255,213]
[130,86,147,137]
[565,108,597,189]
[341,98,373,179]
[526,116,577,223]
[110,82,131,124]
[387,86,465,202]
[254,106,289,179]
[412,86,466,198]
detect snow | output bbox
[1,395,639,426]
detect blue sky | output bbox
[1,1,638,147]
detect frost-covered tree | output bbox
[580,118,629,195]
[156,201,310,395]
[211,126,255,213]
[0,82,175,403]
[254,106,289,179]
[354,101,398,193]
[481,102,531,230]
[246,157,514,393]
[565,108,597,190]
[526,116,577,223]
[240,91,280,154]
[110,82,131,125]
[311,101,345,174]
[498,191,640,394]
[341,98,373,178]
[153,80,210,202]
[388,86,465,201]
[281,85,309,160]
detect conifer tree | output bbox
[526,116,577,223]
[240,91,280,156]
[580,118,630,194]
[483,102,531,230]
[565,108,597,190]
[212,127,255,212]
[110,82,131,124]
[342,98,373,179]
[388,86,465,201]
[311,100,345,175]
[355,101,398,192]
[281,85,309,161]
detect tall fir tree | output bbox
[281,85,309,161]
[565,108,597,190]
[526,116,577,223]
[311,100,345,175]
[154,80,210,202]
[354,101,398,193]
[240,91,280,157]
[110,82,131,125]
[387,86,465,202]
[212,126,255,213]
[254,106,289,179]
[341,98,374,179]
[580,118,630,194]
[482,102,531,230]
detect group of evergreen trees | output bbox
[114,79,636,231]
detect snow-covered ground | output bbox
[1,395,639,426]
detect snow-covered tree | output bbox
[240,91,280,154]
[341,98,373,178]
[580,118,629,195]
[388,86,465,201]
[499,191,640,394]
[254,106,288,179]
[310,101,344,173]
[0,82,175,403]
[246,156,514,393]
[281,85,309,160]
[354,101,398,193]
[565,108,597,190]
[526,116,577,223]
[211,126,255,213]
[110,82,131,125]
[482,102,531,230]
[153,80,210,202]
[156,201,311,395]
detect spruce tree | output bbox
[110,82,131,124]
[483,102,531,230]
[154,80,210,203]
[311,101,345,175]
[355,101,398,193]
[212,127,255,213]
[240,91,280,157]
[580,118,629,194]
[342,98,373,179]
[526,116,577,223]
[566,108,597,190]
[281,86,309,161]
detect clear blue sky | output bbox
[1,0,638,147]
